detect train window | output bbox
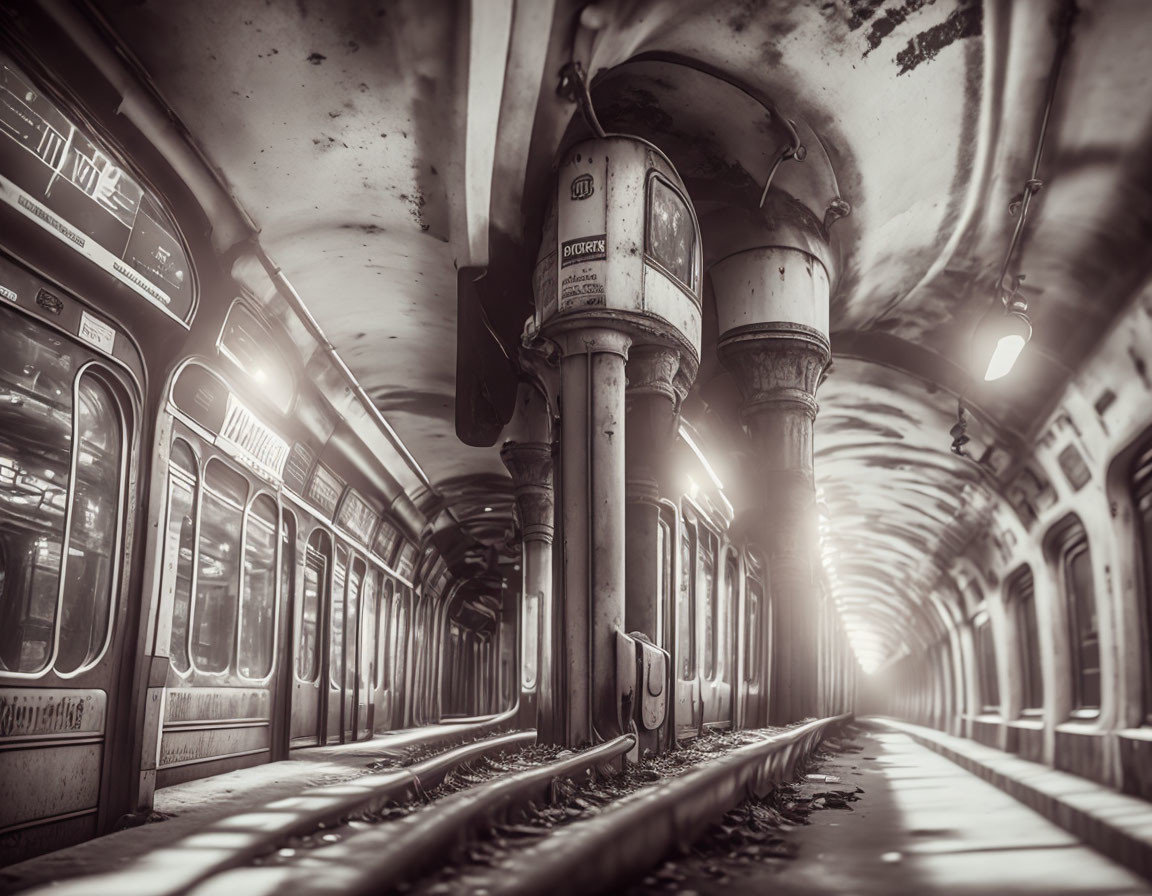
[394,590,410,691]
[522,587,539,692]
[191,460,249,673]
[657,514,673,645]
[678,520,697,680]
[974,617,1000,712]
[330,545,349,689]
[373,519,401,565]
[361,568,378,692]
[238,494,277,679]
[646,176,697,291]
[1008,567,1043,712]
[0,314,71,675]
[345,558,365,691]
[745,574,762,684]
[56,372,125,675]
[724,555,738,682]
[280,510,296,640]
[298,531,329,681]
[0,304,131,677]
[219,304,293,413]
[171,438,197,476]
[166,440,197,673]
[377,577,394,689]
[700,535,717,680]
[1059,527,1100,711]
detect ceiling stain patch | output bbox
[895,0,982,76]
[862,0,939,56]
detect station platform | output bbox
[653,722,1152,895]
[0,719,512,895]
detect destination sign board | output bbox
[337,489,377,545]
[0,52,195,323]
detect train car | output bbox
[0,29,475,864]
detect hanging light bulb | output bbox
[972,294,1032,382]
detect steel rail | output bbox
[471,713,853,896]
[181,733,638,896]
[26,729,537,896]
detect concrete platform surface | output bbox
[648,726,1152,895]
[875,717,1152,880]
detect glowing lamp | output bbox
[973,302,1032,382]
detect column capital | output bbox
[550,325,632,361]
[500,440,555,544]
[625,344,680,403]
[718,322,830,423]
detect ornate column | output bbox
[709,205,832,724]
[501,438,555,737]
[531,136,702,747]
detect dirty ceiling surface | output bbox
[92,0,1152,666]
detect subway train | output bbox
[2,0,1152,886]
[0,38,503,862]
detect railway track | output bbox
[23,715,850,896]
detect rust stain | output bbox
[845,0,887,30]
[895,0,982,76]
[862,0,939,56]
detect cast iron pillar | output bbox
[532,137,702,746]
[501,433,555,739]
[553,327,632,745]
[710,207,832,725]
[624,345,688,753]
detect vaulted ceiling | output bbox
[87,0,1152,669]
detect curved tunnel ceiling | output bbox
[85,0,1152,669]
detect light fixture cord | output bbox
[559,61,608,139]
[758,116,805,208]
[992,0,1076,304]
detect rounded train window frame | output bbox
[165,434,201,680]
[235,489,282,684]
[52,362,132,680]
[0,359,133,681]
[187,455,251,677]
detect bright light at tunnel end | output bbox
[817,493,888,676]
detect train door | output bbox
[290,529,329,747]
[339,556,364,742]
[395,587,412,728]
[371,577,394,732]
[326,545,347,742]
[674,507,701,737]
[273,509,296,758]
[700,546,735,729]
[696,527,718,727]
[0,304,138,864]
[737,551,767,727]
[357,567,377,739]
[157,449,282,787]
